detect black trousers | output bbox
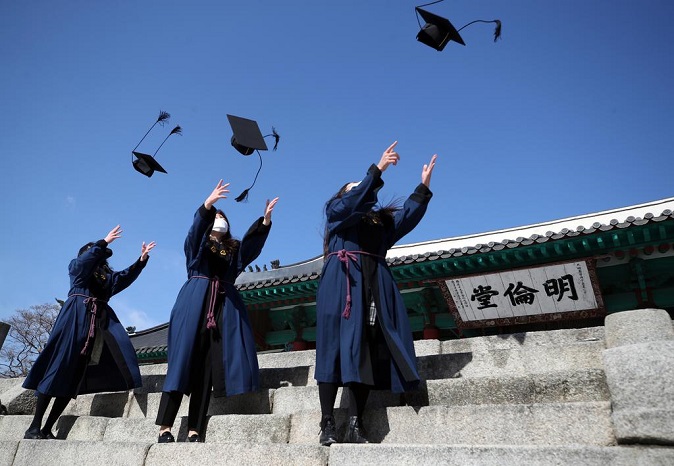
[156,329,215,436]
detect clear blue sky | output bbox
[1,1,672,330]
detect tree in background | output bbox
[0,302,60,378]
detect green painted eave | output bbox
[239,219,674,305]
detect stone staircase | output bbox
[1,308,673,465]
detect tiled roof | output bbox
[234,197,674,290]
[129,322,168,352]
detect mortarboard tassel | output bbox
[271,127,280,151]
[133,110,171,152]
[457,19,503,42]
[153,125,182,156]
[235,151,263,203]
[157,111,170,126]
[234,188,250,203]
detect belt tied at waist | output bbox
[192,275,230,329]
[69,293,108,355]
[327,249,383,319]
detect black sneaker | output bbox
[40,430,57,440]
[319,415,337,446]
[24,427,45,440]
[158,431,175,443]
[344,416,369,443]
[187,433,203,443]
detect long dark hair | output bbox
[322,183,401,258]
[211,209,240,255]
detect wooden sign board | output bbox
[430,260,605,329]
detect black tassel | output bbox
[157,110,170,125]
[493,20,502,42]
[153,125,183,156]
[235,189,250,203]
[272,127,280,151]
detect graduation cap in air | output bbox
[131,110,182,177]
[415,1,501,52]
[227,114,280,202]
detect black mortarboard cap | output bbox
[226,114,280,202]
[227,114,268,156]
[416,7,465,51]
[132,151,168,177]
[131,111,182,177]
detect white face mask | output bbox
[212,217,229,234]
[345,182,360,193]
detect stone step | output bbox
[426,368,609,406]
[136,365,314,393]
[272,368,608,415]
[289,402,615,446]
[57,389,274,419]
[2,400,614,447]
[6,440,329,466]
[418,340,604,379]
[328,444,674,466]
[440,326,605,354]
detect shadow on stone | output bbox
[55,415,78,439]
[417,353,474,380]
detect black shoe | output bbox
[158,431,175,443]
[319,415,337,446]
[24,427,45,440]
[344,416,369,443]
[40,430,57,440]
[187,433,203,443]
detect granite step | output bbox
[6,440,329,466]
[2,400,614,447]
[426,368,609,406]
[289,401,615,446]
[328,444,674,466]
[418,340,605,379]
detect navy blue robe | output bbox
[315,164,433,393]
[24,241,145,398]
[161,205,270,397]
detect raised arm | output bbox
[326,141,401,231]
[185,180,230,262]
[388,154,437,247]
[238,197,279,272]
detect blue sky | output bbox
[1,1,672,330]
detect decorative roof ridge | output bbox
[128,322,169,338]
[389,197,674,259]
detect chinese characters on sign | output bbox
[445,261,597,323]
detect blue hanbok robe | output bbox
[23,240,145,398]
[315,164,433,393]
[161,205,270,397]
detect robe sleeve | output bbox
[68,240,110,286]
[237,217,271,274]
[110,257,148,296]
[387,183,433,248]
[185,204,217,264]
[326,164,384,233]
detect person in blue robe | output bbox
[315,142,437,445]
[156,180,279,443]
[23,225,155,439]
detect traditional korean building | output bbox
[130,197,674,364]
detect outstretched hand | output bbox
[377,141,400,173]
[421,154,437,188]
[140,241,156,262]
[105,225,123,244]
[204,180,231,209]
[263,197,280,226]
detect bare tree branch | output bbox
[0,303,60,378]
